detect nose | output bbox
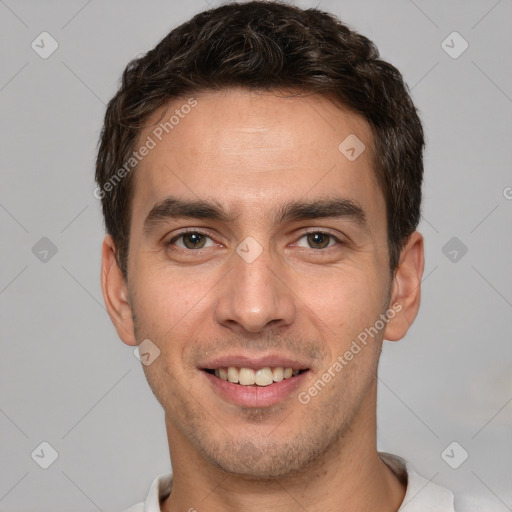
[214,246,296,334]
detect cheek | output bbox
[130,265,209,344]
[296,264,385,333]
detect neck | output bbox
[162,382,406,512]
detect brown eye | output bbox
[182,233,206,249]
[304,232,334,249]
[170,232,214,250]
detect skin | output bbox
[101,88,424,512]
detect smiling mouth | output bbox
[203,367,309,387]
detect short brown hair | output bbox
[95,0,424,278]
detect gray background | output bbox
[0,0,511,510]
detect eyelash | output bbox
[166,229,344,252]
[166,229,217,251]
[295,230,343,250]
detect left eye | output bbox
[171,232,216,250]
[296,232,338,249]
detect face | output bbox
[104,88,417,479]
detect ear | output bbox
[101,235,137,346]
[384,231,425,342]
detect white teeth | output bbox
[227,366,239,383]
[255,367,273,386]
[239,368,255,385]
[272,367,284,382]
[211,366,301,386]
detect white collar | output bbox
[379,452,455,511]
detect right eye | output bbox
[168,231,216,250]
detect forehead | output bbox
[131,88,383,224]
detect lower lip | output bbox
[202,370,309,407]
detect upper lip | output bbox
[200,353,311,370]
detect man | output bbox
[95,2,483,510]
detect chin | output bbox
[211,456,307,481]
[198,435,328,481]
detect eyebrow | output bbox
[275,197,367,227]
[143,196,368,234]
[144,197,236,234]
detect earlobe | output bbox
[101,235,137,346]
[384,231,425,342]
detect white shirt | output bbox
[122,452,498,511]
